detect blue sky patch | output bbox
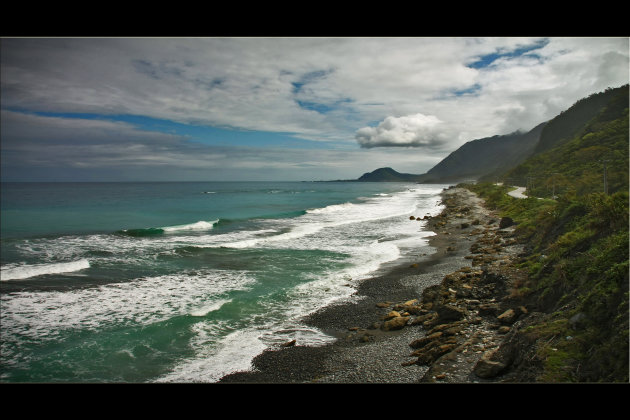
[8,109,329,149]
[468,38,550,69]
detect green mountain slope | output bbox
[504,84,629,198]
[460,85,629,382]
[420,123,546,183]
[533,86,626,155]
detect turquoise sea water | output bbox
[0,181,447,382]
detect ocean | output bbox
[0,181,447,383]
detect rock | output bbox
[415,343,458,366]
[410,312,436,326]
[375,302,391,308]
[410,332,443,349]
[499,217,514,229]
[409,216,416,220]
[435,304,466,323]
[497,309,517,325]
[383,310,401,320]
[498,326,511,334]
[478,303,501,317]
[473,357,506,379]
[461,222,470,229]
[281,339,296,347]
[381,316,410,331]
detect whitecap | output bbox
[0,259,90,281]
[162,220,219,233]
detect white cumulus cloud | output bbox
[355,113,452,149]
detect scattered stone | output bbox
[410,313,436,326]
[478,303,501,317]
[435,304,467,323]
[498,326,511,334]
[497,309,517,325]
[473,350,507,378]
[410,332,444,349]
[281,339,296,347]
[383,310,401,320]
[410,216,416,220]
[499,217,514,229]
[375,302,391,308]
[381,316,410,331]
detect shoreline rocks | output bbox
[219,187,538,383]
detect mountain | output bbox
[418,122,547,184]
[354,85,628,186]
[533,86,626,155]
[357,167,424,182]
[503,84,629,196]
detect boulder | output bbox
[281,339,296,347]
[478,303,501,317]
[499,217,514,229]
[381,316,410,331]
[497,309,518,325]
[383,310,401,320]
[415,343,458,366]
[435,304,467,323]
[409,331,443,349]
[473,357,506,379]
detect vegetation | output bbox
[459,85,629,382]
[503,85,629,198]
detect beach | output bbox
[219,186,529,383]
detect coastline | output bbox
[219,185,519,383]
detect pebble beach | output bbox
[219,186,530,383]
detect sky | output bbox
[1,37,628,182]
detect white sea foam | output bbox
[306,202,355,214]
[189,299,232,317]
[0,270,256,344]
[154,327,268,383]
[162,220,219,232]
[0,259,90,281]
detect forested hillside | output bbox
[503,85,629,198]
[460,85,628,382]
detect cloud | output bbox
[355,113,452,149]
[1,37,628,181]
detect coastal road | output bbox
[507,186,528,199]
